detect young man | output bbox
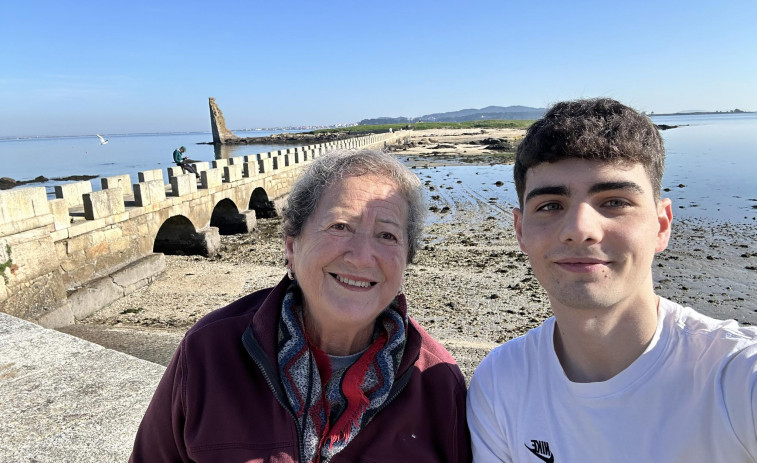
[173,145,200,179]
[467,98,757,462]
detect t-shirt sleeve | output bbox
[467,353,511,462]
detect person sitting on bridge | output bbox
[172,146,199,179]
[130,149,471,462]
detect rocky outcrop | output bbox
[208,97,239,144]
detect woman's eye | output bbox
[330,223,347,231]
[379,232,398,241]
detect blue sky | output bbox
[1,0,755,137]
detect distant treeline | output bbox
[311,119,535,134]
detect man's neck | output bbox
[552,293,660,383]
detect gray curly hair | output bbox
[281,149,426,263]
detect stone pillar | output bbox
[208,97,239,144]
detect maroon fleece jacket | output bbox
[130,276,471,462]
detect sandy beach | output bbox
[61,128,757,381]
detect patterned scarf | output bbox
[277,282,407,463]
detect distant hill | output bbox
[359,105,545,125]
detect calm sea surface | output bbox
[1,114,756,224]
[0,130,304,193]
[413,113,757,224]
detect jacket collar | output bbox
[246,275,422,376]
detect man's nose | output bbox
[558,203,603,244]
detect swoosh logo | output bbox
[525,443,554,463]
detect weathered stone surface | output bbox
[137,169,164,183]
[101,174,133,197]
[0,312,164,462]
[83,187,124,220]
[170,173,198,197]
[54,181,92,208]
[208,97,240,144]
[0,187,51,224]
[223,165,242,183]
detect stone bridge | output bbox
[0,132,406,328]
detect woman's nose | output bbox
[343,232,375,267]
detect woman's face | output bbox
[285,174,409,345]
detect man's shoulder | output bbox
[661,297,757,344]
[660,297,757,370]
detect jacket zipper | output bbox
[242,330,307,463]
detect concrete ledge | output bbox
[0,312,164,462]
[43,253,166,327]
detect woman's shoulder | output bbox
[407,317,466,384]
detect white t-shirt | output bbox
[467,298,757,462]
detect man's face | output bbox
[513,159,672,313]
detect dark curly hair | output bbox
[513,98,665,207]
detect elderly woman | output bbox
[130,149,471,462]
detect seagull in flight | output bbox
[96,134,109,145]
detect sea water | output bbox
[0,130,304,194]
[414,113,757,224]
[1,114,756,223]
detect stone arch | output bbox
[210,198,256,235]
[249,187,277,218]
[153,215,220,257]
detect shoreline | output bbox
[62,128,757,381]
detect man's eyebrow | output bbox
[524,185,569,203]
[588,181,645,195]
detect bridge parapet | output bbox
[0,131,408,327]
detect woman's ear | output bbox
[285,235,296,267]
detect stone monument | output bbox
[208,97,239,144]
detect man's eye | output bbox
[536,202,561,211]
[330,223,347,231]
[604,199,630,208]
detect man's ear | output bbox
[655,198,673,253]
[513,207,527,253]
